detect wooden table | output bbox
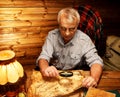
[25,69,120,91]
[84,71,120,92]
[23,65,119,90]
[25,69,120,97]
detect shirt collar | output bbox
[58,30,78,46]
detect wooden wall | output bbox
[0,0,119,66]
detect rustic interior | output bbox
[0,0,119,66]
[0,0,120,96]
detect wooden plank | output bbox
[0,39,17,45]
[101,71,120,79]
[86,87,116,97]
[0,8,46,14]
[0,7,63,14]
[12,43,41,50]
[98,79,120,87]
[0,45,12,50]
[84,71,120,79]
[13,26,41,33]
[45,2,73,7]
[26,48,41,56]
[98,87,120,92]
[0,14,57,20]
[44,0,74,2]
[17,37,43,44]
[17,56,40,65]
[13,47,41,57]
[14,48,40,57]
[0,27,13,34]
[40,26,58,32]
[0,1,44,7]
[0,1,74,8]
[0,20,58,27]
[0,33,27,39]
[18,59,36,66]
[13,26,56,33]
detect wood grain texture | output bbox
[84,71,120,91]
[0,0,119,66]
[25,70,120,96]
[86,87,116,97]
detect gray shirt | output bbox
[37,29,103,70]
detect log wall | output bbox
[0,0,119,66]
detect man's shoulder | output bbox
[46,29,59,39]
[48,28,59,35]
[76,30,91,40]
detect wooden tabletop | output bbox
[25,68,120,96]
[84,71,120,91]
[24,65,120,93]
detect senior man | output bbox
[36,7,103,88]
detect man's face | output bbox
[59,16,78,43]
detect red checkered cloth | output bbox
[74,5,106,57]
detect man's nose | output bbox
[65,29,70,36]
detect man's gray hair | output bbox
[57,7,80,25]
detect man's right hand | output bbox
[41,66,59,77]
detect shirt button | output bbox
[63,55,65,58]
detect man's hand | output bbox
[82,63,102,88]
[82,76,97,88]
[39,59,59,77]
[41,66,59,77]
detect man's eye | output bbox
[69,28,75,31]
[60,26,76,32]
[61,27,66,31]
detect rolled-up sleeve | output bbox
[36,31,54,65]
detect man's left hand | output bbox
[82,76,97,88]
